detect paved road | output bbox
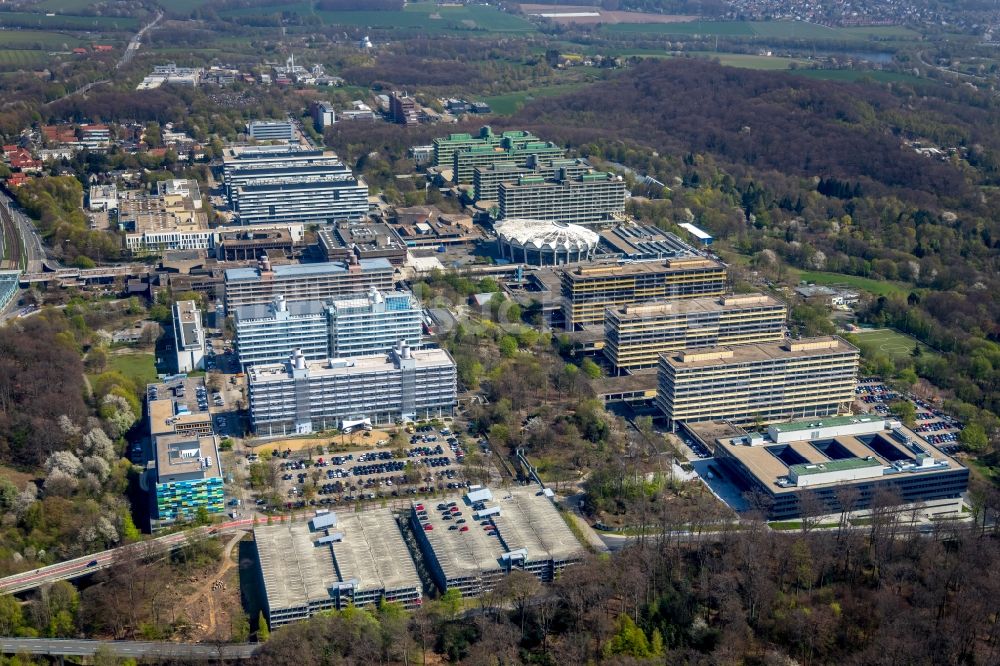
[0,638,258,660]
[118,11,162,70]
[0,192,45,273]
[0,518,262,595]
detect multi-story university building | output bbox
[248,343,456,436]
[154,434,224,524]
[604,293,788,371]
[234,295,329,370]
[223,145,368,224]
[453,141,565,184]
[223,255,394,312]
[246,120,294,141]
[497,171,626,224]
[328,289,422,358]
[432,126,539,168]
[173,300,205,373]
[561,257,728,328]
[472,157,592,201]
[656,336,860,431]
[234,289,422,370]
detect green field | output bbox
[0,29,84,49]
[485,81,589,115]
[222,2,536,33]
[605,20,916,41]
[849,328,935,361]
[0,50,53,68]
[795,269,911,298]
[0,11,138,30]
[104,352,158,388]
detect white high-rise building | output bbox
[234,295,329,370]
[328,288,422,358]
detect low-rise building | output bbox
[317,222,408,267]
[656,337,860,431]
[121,179,210,254]
[172,300,205,373]
[247,120,295,142]
[703,415,969,520]
[411,485,585,597]
[248,343,456,436]
[88,184,118,211]
[255,510,421,628]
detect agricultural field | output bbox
[604,20,919,41]
[685,52,811,70]
[849,328,935,361]
[0,29,85,50]
[0,50,52,68]
[35,0,96,11]
[221,1,536,33]
[0,11,138,30]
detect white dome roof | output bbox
[495,218,599,253]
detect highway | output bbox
[0,191,46,273]
[118,11,162,70]
[0,518,262,595]
[0,638,258,660]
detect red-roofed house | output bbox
[73,48,88,56]
[92,44,113,53]
[6,173,29,188]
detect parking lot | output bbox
[855,379,963,453]
[254,424,471,511]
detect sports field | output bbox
[849,329,934,361]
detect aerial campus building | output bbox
[246,120,295,142]
[120,179,210,254]
[222,145,368,224]
[153,434,224,523]
[172,300,205,373]
[494,218,600,266]
[411,486,586,597]
[247,343,456,436]
[560,257,728,328]
[453,141,565,184]
[255,509,421,628]
[604,293,788,372]
[698,415,969,520]
[473,158,592,201]
[233,289,423,370]
[497,171,626,224]
[656,336,860,431]
[432,126,541,168]
[223,255,394,312]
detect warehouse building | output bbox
[604,293,787,371]
[255,509,422,628]
[223,255,393,312]
[560,257,728,328]
[222,145,368,224]
[248,343,456,436]
[172,300,205,373]
[704,415,969,520]
[234,295,329,370]
[494,218,600,266]
[411,485,585,598]
[656,337,860,431]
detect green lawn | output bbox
[685,52,811,70]
[0,29,84,49]
[0,12,138,30]
[35,0,96,11]
[794,269,911,298]
[769,520,840,531]
[849,329,935,361]
[0,50,54,68]
[103,352,158,388]
[605,20,755,36]
[485,82,589,115]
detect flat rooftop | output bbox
[716,422,965,494]
[255,510,419,611]
[148,377,212,437]
[174,300,202,350]
[562,256,724,283]
[319,223,407,253]
[225,258,392,282]
[610,292,785,320]
[592,370,658,399]
[417,486,585,582]
[154,433,222,481]
[234,299,327,322]
[599,225,699,258]
[247,348,455,383]
[662,336,858,369]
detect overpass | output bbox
[0,637,257,661]
[0,518,269,595]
